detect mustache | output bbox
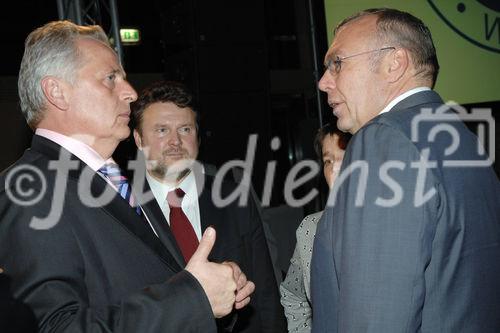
[162,148,187,156]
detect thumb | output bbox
[189,226,216,263]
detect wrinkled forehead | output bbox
[76,37,123,67]
[145,102,197,124]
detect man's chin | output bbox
[169,157,194,170]
[115,126,131,141]
[336,118,355,134]
[150,159,194,181]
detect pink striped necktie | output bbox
[98,162,141,215]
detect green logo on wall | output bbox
[428,0,500,53]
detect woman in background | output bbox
[280,123,350,332]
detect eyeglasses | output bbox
[325,46,395,74]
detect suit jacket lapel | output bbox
[197,175,228,262]
[198,175,217,233]
[90,173,184,272]
[31,135,183,272]
[139,179,185,268]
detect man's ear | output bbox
[40,76,69,111]
[386,48,409,83]
[133,129,143,150]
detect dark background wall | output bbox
[0,1,332,275]
[0,0,331,210]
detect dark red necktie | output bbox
[167,188,199,262]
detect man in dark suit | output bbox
[311,8,500,332]
[0,268,37,333]
[0,20,254,332]
[130,80,287,332]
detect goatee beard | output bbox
[150,161,192,184]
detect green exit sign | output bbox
[120,28,140,45]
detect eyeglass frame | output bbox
[324,46,396,75]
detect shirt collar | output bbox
[146,169,197,204]
[35,128,107,171]
[379,87,431,115]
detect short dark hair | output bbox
[131,80,198,133]
[313,122,351,159]
[335,8,439,86]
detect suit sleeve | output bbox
[333,123,440,332]
[0,189,216,333]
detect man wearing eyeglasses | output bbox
[311,8,500,333]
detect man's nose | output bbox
[122,80,138,102]
[167,131,181,145]
[318,70,335,92]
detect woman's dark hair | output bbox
[313,122,351,159]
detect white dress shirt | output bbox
[146,171,202,240]
[379,87,431,115]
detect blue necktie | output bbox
[98,162,141,215]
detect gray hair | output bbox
[335,8,439,86]
[18,20,109,129]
